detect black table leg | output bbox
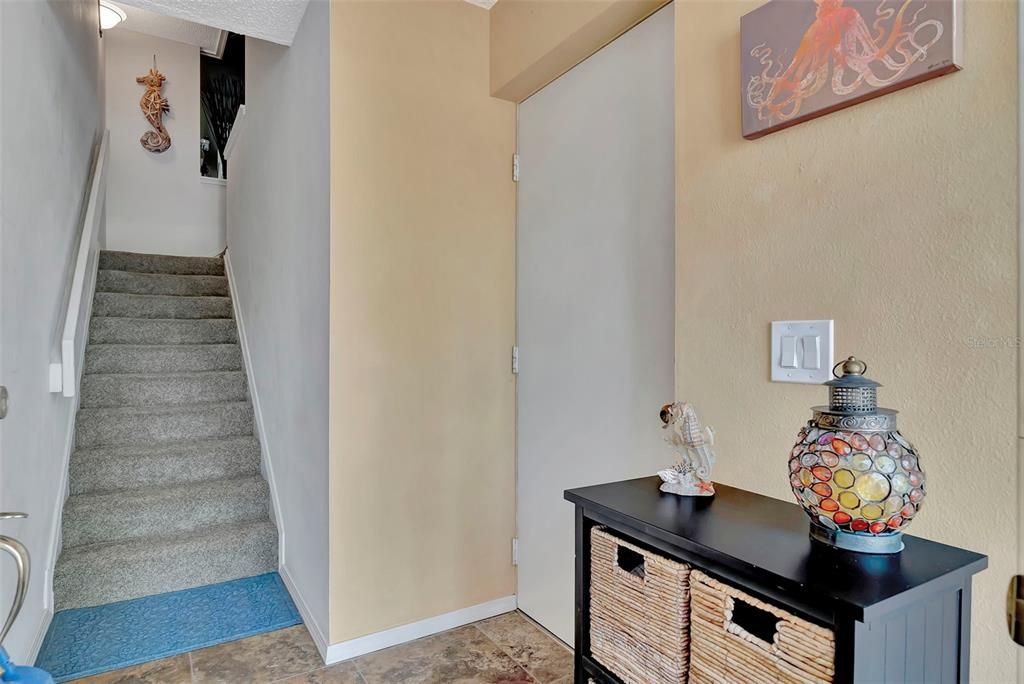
[574,505,592,684]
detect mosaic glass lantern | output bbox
[788,357,925,553]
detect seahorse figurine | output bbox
[136,61,171,153]
[657,402,716,496]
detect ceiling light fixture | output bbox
[98,0,126,32]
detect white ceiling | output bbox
[113,0,494,51]
[117,4,225,55]
[116,0,310,46]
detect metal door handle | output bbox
[0,513,30,645]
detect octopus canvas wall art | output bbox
[741,0,962,139]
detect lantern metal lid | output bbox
[788,355,926,556]
[811,357,898,433]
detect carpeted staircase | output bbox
[53,250,277,611]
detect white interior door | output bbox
[515,4,676,643]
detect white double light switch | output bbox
[771,320,834,384]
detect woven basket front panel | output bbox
[689,570,836,684]
[590,527,691,684]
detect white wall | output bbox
[105,29,225,257]
[226,0,330,648]
[0,0,103,662]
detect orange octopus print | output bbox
[741,0,960,138]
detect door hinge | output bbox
[512,153,520,183]
[511,346,519,375]
[512,537,519,566]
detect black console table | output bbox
[565,477,987,684]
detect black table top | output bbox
[565,477,987,622]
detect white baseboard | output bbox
[44,255,99,614]
[279,564,328,663]
[43,403,76,616]
[27,609,53,664]
[223,249,285,566]
[324,595,518,664]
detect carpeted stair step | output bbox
[80,371,248,408]
[93,292,233,319]
[55,249,278,617]
[99,250,225,276]
[97,269,230,297]
[75,402,254,448]
[84,344,243,374]
[53,520,277,611]
[69,436,262,495]
[62,476,270,548]
[90,317,238,344]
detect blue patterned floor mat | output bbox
[36,572,302,682]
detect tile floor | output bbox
[71,611,574,684]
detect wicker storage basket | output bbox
[689,570,836,684]
[590,527,691,684]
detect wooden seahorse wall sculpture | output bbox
[136,58,171,153]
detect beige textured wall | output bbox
[676,1,1018,680]
[490,0,667,101]
[329,0,517,643]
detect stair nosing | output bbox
[97,251,226,276]
[84,363,244,376]
[97,268,228,279]
[91,316,236,323]
[95,292,232,302]
[73,434,259,456]
[85,343,242,350]
[56,519,276,560]
[64,473,267,507]
[69,454,262,496]
[95,291,231,299]
[83,342,243,357]
[76,400,253,416]
[81,369,247,380]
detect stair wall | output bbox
[224,0,331,647]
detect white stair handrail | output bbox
[52,130,109,397]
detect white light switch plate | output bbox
[771,320,834,384]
